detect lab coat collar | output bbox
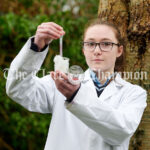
[82,69,126,100]
[82,69,125,86]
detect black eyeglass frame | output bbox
[82,41,120,52]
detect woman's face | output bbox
[83,25,123,73]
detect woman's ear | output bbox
[117,45,123,58]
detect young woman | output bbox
[6,19,147,150]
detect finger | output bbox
[37,28,62,39]
[37,24,65,40]
[50,71,55,80]
[55,76,72,90]
[51,22,63,31]
[38,28,64,38]
[55,82,68,95]
[59,72,68,81]
[38,25,65,36]
[36,31,59,40]
[55,71,60,80]
[50,72,58,80]
[55,78,71,90]
[55,71,68,81]
[41,22,63,31]
[36,33,57,41]
[48,24,65,35]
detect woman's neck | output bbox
[95,70,114,85]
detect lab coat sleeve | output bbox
[65,84,147,146]
[6,37,55,113]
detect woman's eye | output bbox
[102,42,111,46]
[88,42,95,46]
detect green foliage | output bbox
[0,0,99,149]
[18,0,34,8]
[0,12,89,70]
[0,13,50,54]
[0,77,50,150]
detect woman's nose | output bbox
[94,45,102,55]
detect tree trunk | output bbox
[98,0,150,150]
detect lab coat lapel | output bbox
[81,69,98,96]
[82,69,124,101]
[99,74,124,101]
[99,80,118,101]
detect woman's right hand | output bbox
[34,22,65,51]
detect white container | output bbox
[53,55,69,74]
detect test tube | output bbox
[60,36,63,57]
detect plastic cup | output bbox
[54,55,69,74]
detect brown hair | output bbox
[83,18,126,72]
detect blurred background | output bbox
[0,0,150,150]
[0,0,98,149]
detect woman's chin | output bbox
[90,66,103,72]
[90,67,112,74]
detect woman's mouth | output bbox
[93,59,104,62]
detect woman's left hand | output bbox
[51,71,80,99]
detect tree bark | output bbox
[98,0,128,38]
[98,0,150,83]
[98,0,150,150]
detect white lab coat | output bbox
[6,38,147,150]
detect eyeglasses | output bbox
[82,41,120,52]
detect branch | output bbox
[0,137,14,150]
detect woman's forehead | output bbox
[84,25,117,41]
